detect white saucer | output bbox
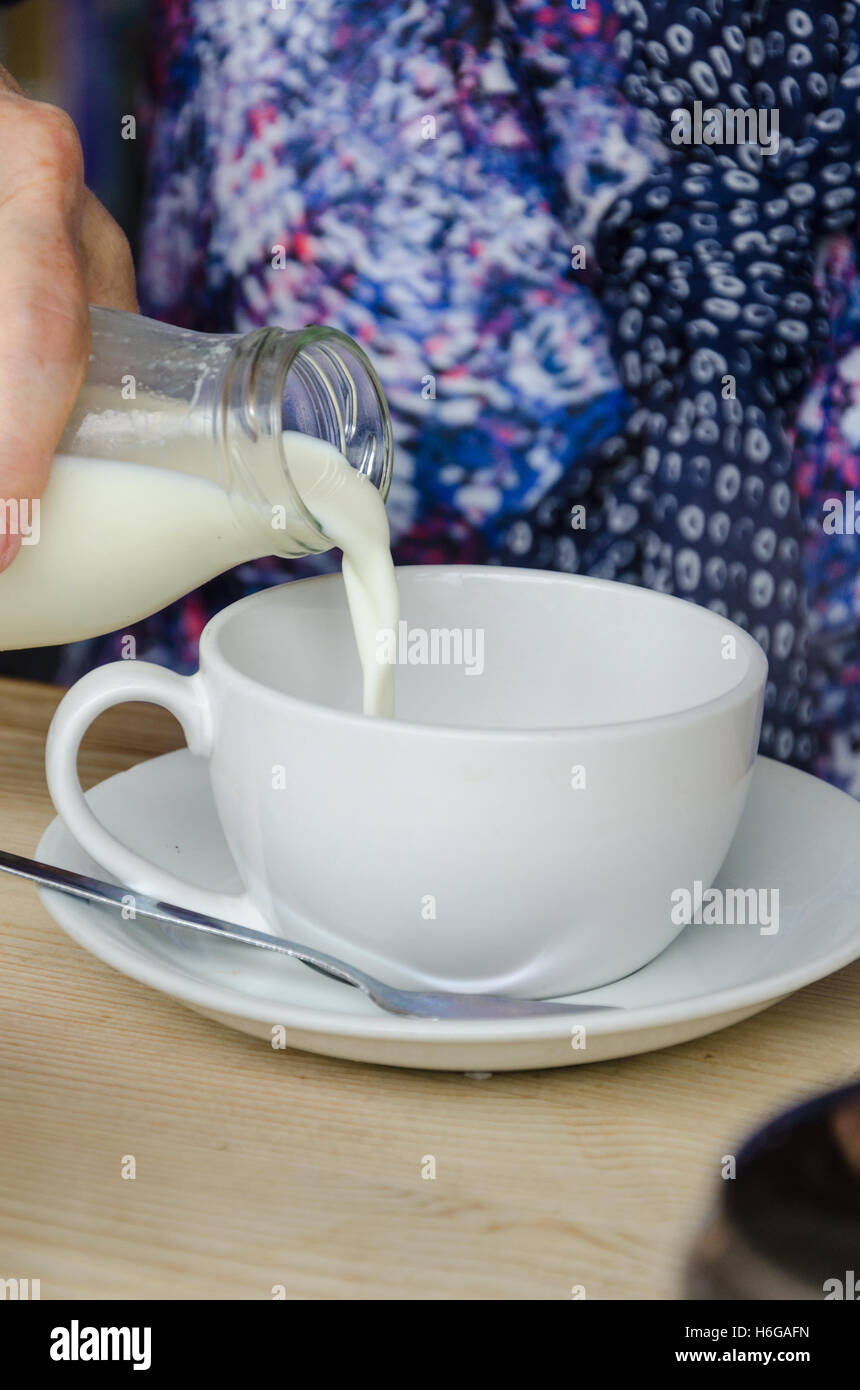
[35,751,860,1072]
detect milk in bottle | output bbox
[0,309,398,716]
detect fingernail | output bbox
[0,531,22,573]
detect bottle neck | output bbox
[62,308,393,564]
[219,325,393,559]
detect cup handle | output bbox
[45,662,266,929]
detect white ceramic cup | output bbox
[46,565,767,997]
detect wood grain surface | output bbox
[0,676,857,1300]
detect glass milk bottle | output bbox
[0,306,393,648]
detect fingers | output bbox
[0,94,90,570]
[0,61,24,95]
[0,70,139,571]
[80,190,139,313]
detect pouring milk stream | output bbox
[0,309,399,717]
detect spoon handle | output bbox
[0,849,621,1020]
[0,848,372,991]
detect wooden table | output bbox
[0,675,858,1301]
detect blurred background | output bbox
[1,0,147,246]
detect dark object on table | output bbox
[686,1083,860,1299]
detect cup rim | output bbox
[198,564,768,741]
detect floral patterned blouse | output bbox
[55,0,860,795]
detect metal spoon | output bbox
[0,849,619,1021]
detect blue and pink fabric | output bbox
[59,0,860,796]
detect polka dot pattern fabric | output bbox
[503,1,860,771]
